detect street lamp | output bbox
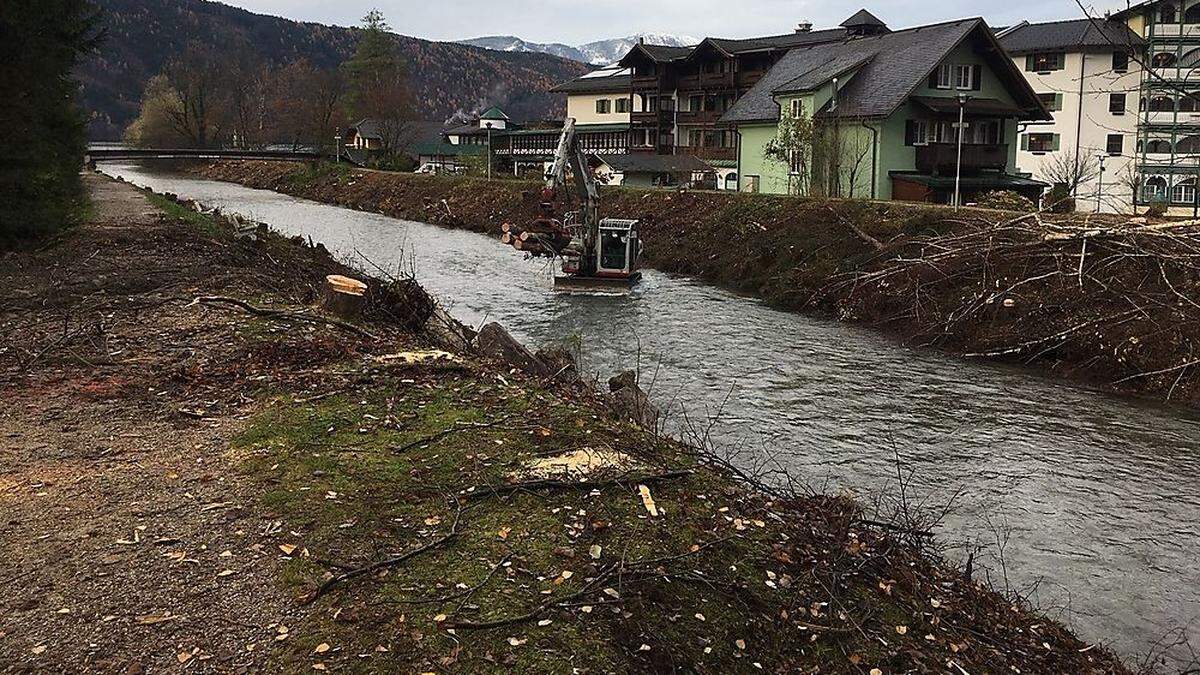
[1095,152,1107,213]
[334,128,342,163]
[483,120,494,181]
[953,93,972,210]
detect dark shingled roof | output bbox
[841,9,887,28]
[703,28,847,56]
[551,71,632,94]
[996,18,1144,54]
[722,18,1046,123]
[596,153,713,174]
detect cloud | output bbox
[219,0,1136,44]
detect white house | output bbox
[998,19,1144,213]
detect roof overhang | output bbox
[911,95,1025,116]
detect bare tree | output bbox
[160,44,226,147]
[274,60,347,151]
[1042,150,1100,196]
[763,111,815,195]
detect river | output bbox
[101,163,1200,665]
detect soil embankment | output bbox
[195,160,1200,408]
[0,172,1132,672]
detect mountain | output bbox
[459,33,699,66]
[457,36,588,63]
[78,0,590,140]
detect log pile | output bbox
[499,221,573,258]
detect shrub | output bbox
[975,190,1036,213]
[1044,185,1075,213]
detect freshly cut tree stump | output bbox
[321,274,368,319]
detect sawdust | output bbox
[522,448,635,479]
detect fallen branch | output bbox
[189,295,378,340]
[302,500,464,605]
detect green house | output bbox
[722,15,1051,203]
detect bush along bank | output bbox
[0,171,1133,672]
[193,161,1200,408]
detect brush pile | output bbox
[822,214,1200,401]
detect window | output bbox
[1107,134,1124,155]
[1022,132,1059,153]
[954,64,975,90]
[1187,3,1200,23]
[905,119,931,146]
[1173,178,1196,204]
[1025,52,1065,72]
[1160,4,1177,23]
[1038,92,1063,112]
[688,95,703,112]
[934,64,953,89]
[970,120,1001,145]
[1145,139,1173,153]
[1143,176,1167,201]
[1149,95,1176,112]
[1178,134,1200,153]
[595,99,611,114]
[1113,50,1130,73]
[790,99,803,118]
[1109,93,1127,114]
[615,98,630,113]
[687,129,702,147]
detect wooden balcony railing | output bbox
[915,143,1008,174]
[676,145,737,161]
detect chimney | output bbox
[639,36,645,44]
[795,20,813,33]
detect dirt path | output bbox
[0,174,409,671]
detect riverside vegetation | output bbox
[195,160,1200,408]
[0,172,1133,672]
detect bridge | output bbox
[84,147,361,166]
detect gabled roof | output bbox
[619,43,693,65]
[596,153,712,174]
[996,17,1143,54]
[551,67,632,94]
[721,18,1049,124]
[841,9,887,29]
[699,28,848,57]
[479,106,510,121]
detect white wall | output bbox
[1012,50,1141,213]
[566,92,637,125]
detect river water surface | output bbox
[103,163,1200,665]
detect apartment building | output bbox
[1108,0,1200,215]
[997,19,1143,213]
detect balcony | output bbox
[676,110,723,124]
[915,143,1008,174]
[676,145,737,161]
[676,72,736,91]
[631,109,675,126]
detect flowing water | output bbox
[103,163,1200,665]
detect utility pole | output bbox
[953,93,971,210]
[1095,152,1106,213]
[334,129,341,163]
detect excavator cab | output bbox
[597,219,641,276]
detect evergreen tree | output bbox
[0,0,103,245]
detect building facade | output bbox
[722,17,1049,201]
[1111,0,1200,215]
[997,19,1143,213]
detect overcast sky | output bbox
[226,0,1133,44]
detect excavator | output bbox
[499,118,643,293]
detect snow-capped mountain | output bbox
[577,34,699,65]
[459,33,699,66]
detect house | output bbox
[721,15,1051,202]
[593,153,715,187]
[997,19,1144,213]
[344,119,383,150]
[1110,0,1200,215]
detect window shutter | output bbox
[1052,134,1061,151]
[1055,93,1063,111]
[1020,134,1030,151]
[929,69,939,88]
[971,65,982,91]
[905,120,916,146]
[1025,54,1035,71]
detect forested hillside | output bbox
[79,0,589,139]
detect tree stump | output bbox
[320,274,368,319]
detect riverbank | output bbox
[193,160,1200,408]
[0,172,1132,672]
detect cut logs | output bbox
[320,274,368,319]
[498,220,572,258]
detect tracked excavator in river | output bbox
[499,118,643,294]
